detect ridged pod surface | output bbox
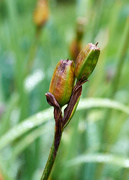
[49,60,75,107]
[75,43,100,80]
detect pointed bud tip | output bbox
[45,92,49,97]
[95,42,99,46]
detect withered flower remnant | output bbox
[70,17,86,61]
[33,0,49,28]
[75,43,100,81]
[49,60,75,107]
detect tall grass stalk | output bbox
[95,16,129,180]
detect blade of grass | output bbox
[11,123,54,162]
[0,155,13,180]
[66,153,129,169]
[95,15,129,180]
[0,98,129,150]
[0,93,19,136]
[5,0,24,94]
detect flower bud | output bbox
[75,43,100,80]
[33,0,49,28]
[49,60,75,107]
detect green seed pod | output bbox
[49,60,75,107]
[75,43,100,80]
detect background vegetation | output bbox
[0,0,129,179]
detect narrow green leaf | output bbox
[66,153,129,168]
[0,98,129,150]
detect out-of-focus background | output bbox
[0,0,129,179]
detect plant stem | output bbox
[41,78,85,180]
[110,17,129,98]
[40,131,62,180]
[24,27,42,78]
[101,15,129,148]
[18,26,42,179]
[122,168,129,180]
[95,16,129,180]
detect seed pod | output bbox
[75,43,100,80]
[49,60,75,107]
[33,0,49,28]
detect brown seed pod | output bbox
[49,60,75,107]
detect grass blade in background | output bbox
[0,98,129,150]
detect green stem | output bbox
[24,27,42,78]
[122,168,129,180]
[110,17,129,98]
[101,15,129,148]
[40,131,62,180]
[19,27,42,123]
[18,27,42,179]
[95,16,129,180]
[41,80,84,180]
[0,93,19,136]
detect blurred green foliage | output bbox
[0,0,129,179]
